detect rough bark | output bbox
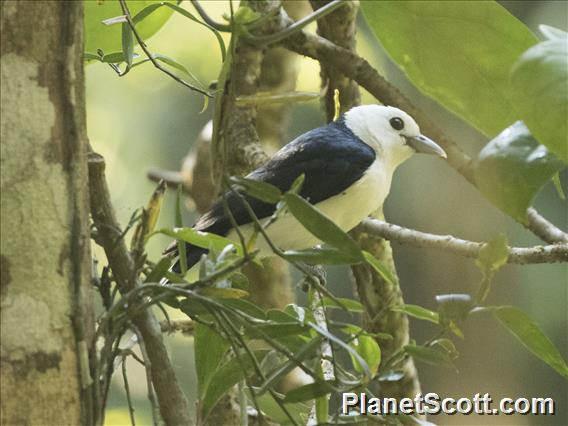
[1,2,93,424]
[207,2,285,424]
[308,0,422,403]
[310,0,360,121]
[351,217,422,401]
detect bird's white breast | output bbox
[226,160,391,255]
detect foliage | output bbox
[475,122,564,224]
[511,26,568,163]
[361,1,537,137]
[85,1,567,425]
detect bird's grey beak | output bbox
[405,135,447,158]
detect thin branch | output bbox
[244,0,345,46]
[357,219,568,264]
[160,319,195,335]
[121,356,136,426]
[527,207,568,244]
[88,151,192,425]
[118,0,212,97]
[130,325,160,426]
[279,21,568,245]
[189,0,232,32]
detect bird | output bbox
[165,104,446,277]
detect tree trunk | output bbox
[1,2,93,424]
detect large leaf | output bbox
[361,1,537,136]
[283,248,360,265]
[230,176,282,204]
[201,354,257,421]
[494,306,568,379]
[391,304,439,324]
[194,323,231,401]
[404,344,455,369]
[350,335,381,377]
[475,121,564,223]
[511,27,568,163]
[152,227,244,256]
[85,0,175,53]
[283,193,363,260]
[283,380,336,403]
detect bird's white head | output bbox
[344,105,446,169]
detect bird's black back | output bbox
[168,118,376,271]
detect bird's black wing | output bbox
[167,119,376,270]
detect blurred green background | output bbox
[86,1,567,425]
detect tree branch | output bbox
[119,0,211,97]
[88,152,192,426]
[280,24,568,245]
[358,219,568,264]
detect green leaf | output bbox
[404,344,455,369]
[99,51,134,63]
[283,380,335,403]
[511,28,568,163]
[362,251,396,285]
[283,248,360,265]
[221,299,267,320]
[361,1,537,136]
[476,234,509,272]
[85,0,175,54]
[131,2,163,24]
[144,257,171,283]
[391,304,439,324]
[494,306,568,379]
[152,53,202,83]
[253,392,311,426]
[198,288,249,299]
[431,338,459,361]
[258,338,322,395]
[308,321,372,379]
[283,193,363,260]
[84,52,102,61]
[289,173,305,195]
[350,335,381,377]
[552,172,566,200]
[230,176,282,204]
[201,354,258,421]
[475,122,564,223]
[121,22,134,70]
[322,297,364,313]
[194,323,231,401]
[152,227,243,256]
[232,6,261,25]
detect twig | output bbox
[244,0,345,46]
[527,208,568,244]
[121,356,136,426]
[280,21,568,245]
[358,219,568,264]
[88,151,192,425]
[190,0,232,32]
[130,325,160,426]
[160,319,195,335]
[118,0,211,97]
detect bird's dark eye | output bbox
[389,117,404,131]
